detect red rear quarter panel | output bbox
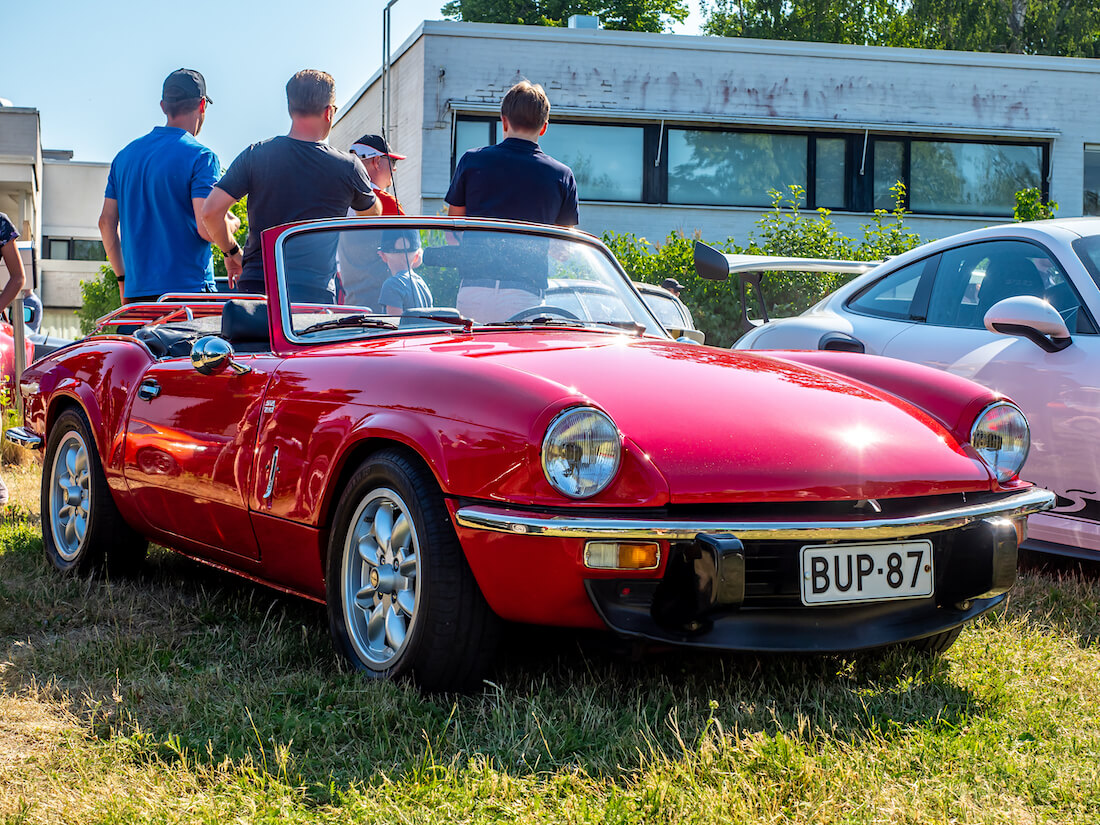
[21,337,154,513]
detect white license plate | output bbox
[800,540,934,606]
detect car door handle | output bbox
[137,379,161,401]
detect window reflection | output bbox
[873,141,904,210]
[669,129,807,207]
[910,142,1040,216]
[1084,147,1100,216]
[816,138,846,209]
[538,124,644,202]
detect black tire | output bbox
[325,448,498,691]
[41,407,147,576]
[907,626,963,656]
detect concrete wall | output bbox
[0,107,42,246]
[39,159,110,308]
[338,21,1100,245]
[332,38,428,215]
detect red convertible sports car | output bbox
[8,218,1054,690]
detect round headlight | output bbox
[542,407,622,499]
[970,402,1030,483]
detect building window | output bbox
[668,129,807,207]
[454,118,495,163]
[1084,146,1100,216]
[814,137,847,210]
[540,123,645,202]
[450,116,1048,218]
[873,140,905,209]
[44,237,106,261]
[909,141,1041,217]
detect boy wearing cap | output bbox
[377,230,432,315]
[203,70,382,302]
[99,68,238,303]
[338,134,406,307]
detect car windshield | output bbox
[1073,234,1100,293]
[276,221,667,341]
[639,289,689,328]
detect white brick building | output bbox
[332,21,1100,243]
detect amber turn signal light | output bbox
[583,541,661,570]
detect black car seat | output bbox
[221,299,271,353]
[976,255,1046,319]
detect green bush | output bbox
[1014,187,1058,222]
[607,183,924,348]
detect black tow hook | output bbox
[651,534,746,633]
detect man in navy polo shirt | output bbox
[446,80,579,320]
[99,68,239,303]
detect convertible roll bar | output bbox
[693,241,882,336]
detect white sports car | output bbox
[722,218,1100,560]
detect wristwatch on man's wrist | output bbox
[223,243,240,257]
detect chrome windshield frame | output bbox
[272,216,671,347]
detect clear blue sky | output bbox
[4,0,701,168]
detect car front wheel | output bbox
[326,448,498,691]
[42,407,147,576]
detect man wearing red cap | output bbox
[338,134,407,307]
[349,134,406,216]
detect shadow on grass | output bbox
[0,533,1026,795]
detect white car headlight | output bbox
[542,407,621,499]
[970,402,1030,483]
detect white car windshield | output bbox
[276,222,667,341]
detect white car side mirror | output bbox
[984,295,1071,353]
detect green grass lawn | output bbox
[2,460,1099,824]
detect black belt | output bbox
[460,279,542,294]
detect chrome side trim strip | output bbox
[455,488,1056,541]
[4,427,43,450]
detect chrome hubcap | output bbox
[49,431,90,562]
[342,487,420,669]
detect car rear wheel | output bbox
[326,448,498,691]
[42,407,147,576]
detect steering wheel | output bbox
[506,305,581,322]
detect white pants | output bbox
[456,285,541,322]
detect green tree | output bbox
[440,0,689,32]
[701,0,1100,57]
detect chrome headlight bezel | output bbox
[970,401,1030,483]
[541,406,622,499]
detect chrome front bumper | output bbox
[4,427,42,450]
[454,487,1055,541]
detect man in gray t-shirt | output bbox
[203,70,381,301]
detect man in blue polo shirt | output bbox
[99,68,239,303]
[446,80,579,320]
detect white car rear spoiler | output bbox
[693,241,882,335]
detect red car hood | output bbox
[435,333,994,504]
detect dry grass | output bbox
[1,462,1099,824]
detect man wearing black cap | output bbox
[337,134,406,307]
[661,277,684,298]
[99,68,239,303]
[203,69,381,302]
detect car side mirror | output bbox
[191,335,252,375]
[984,296,1071,353]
